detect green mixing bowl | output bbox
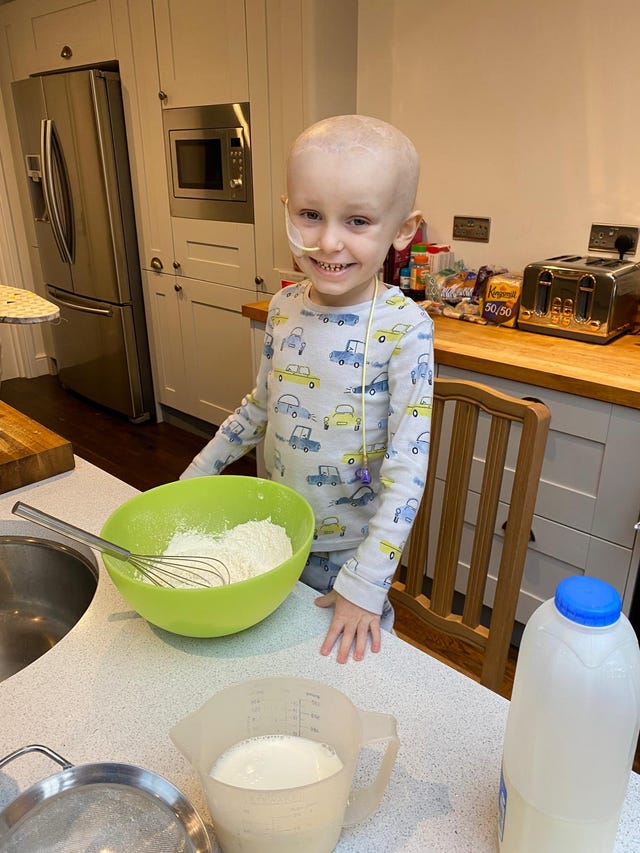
[100,476,314,638]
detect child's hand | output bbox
[314,591,381,663]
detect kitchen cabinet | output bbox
[438,364,640,623]
[0,0,115,81]
[143,271,254,423]
[153,0,249,108]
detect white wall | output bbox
[358,0,640,271]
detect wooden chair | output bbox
[390,378,551,694]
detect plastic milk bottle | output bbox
[498,575,640,852]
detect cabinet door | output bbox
[153,0,248,108]
[170,219,256,288]
[3,0,115,80]
[142,269,188,411]
[180,277,254,424]
[111,0,175,274]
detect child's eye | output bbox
[349,217,370,227]
[300,210,321,222]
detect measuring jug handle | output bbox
[342,709,400,826]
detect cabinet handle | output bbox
[173,260,181,269]
[255,276,265,288]
[174,283,183,293]
[60,45,73,60]
[502,520,536,542]
[150,257,163,271]
[158,90,168,102]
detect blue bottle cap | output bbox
[554,576,621,627]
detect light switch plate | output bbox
[452,215,491,243]
[588,223,639,254]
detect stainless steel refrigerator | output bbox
[11,68,154,422]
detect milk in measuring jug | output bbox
[210,734,343,789]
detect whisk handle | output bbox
[12,501,131,560]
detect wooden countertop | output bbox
[242,300,640,410]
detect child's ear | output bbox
[392,211,423,251]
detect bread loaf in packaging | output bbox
[481,273,522,327]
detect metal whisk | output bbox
[12,502,230,589]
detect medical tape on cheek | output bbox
[284,201,320,257]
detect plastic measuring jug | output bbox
[170,676,399,853]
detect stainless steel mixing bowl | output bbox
[0,535,98,682]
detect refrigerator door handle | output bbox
[48,289,113,317]
[40,119,74,264]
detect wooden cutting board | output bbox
[0,401,74,493]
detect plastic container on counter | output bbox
[498,575,640,853]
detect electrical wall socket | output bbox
[588,223,639,255]
[452,215,491,243]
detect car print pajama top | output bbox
[181,281,435,617]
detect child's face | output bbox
[287,147,418,308]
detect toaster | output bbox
[518,254,640,343]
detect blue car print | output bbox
[411,354,433,385]
[332,485,376,507]
[320,311,359,326]
[221,422,245,443]
[280,326,306,355]
[411,431,430,455]
[351,372,389,396]
[274,393,313,420]
[394,497,419,523]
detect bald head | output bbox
[288,114,420,218]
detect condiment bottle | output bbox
[408,243,429,293]
[498,576,640,852]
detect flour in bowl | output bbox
[161,519,292,587]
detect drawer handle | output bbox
[60,45,73,60]
[502,520,536,542]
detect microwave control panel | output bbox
[229,131,245,195]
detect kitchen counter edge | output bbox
[242,300,640,410]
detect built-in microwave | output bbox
[163,102,253,224]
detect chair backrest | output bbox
[390,377,550,694]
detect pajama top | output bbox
[181,280,435,616]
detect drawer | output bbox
[438,364,611,442]
[436,364,640,546]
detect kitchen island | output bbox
[0,459,639,850]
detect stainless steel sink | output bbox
[0,535,98,682]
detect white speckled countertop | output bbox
[0,458,638,851]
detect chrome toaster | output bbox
[518,254,640,343]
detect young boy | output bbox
[181,114,434,663]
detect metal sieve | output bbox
[0,744,212,852]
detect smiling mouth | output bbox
[313,260,352,272]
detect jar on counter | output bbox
[409,253,430,293]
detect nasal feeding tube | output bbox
[284,200,320,257]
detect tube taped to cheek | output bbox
[284,202,319,257]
